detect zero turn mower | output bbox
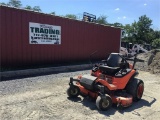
[67,53,144,111]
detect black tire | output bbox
[96,95,112,111]
[126,78,144,101]
[67,86,80,98]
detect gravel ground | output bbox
[0,70,160,120]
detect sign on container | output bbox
[29,22,61,44]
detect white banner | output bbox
[29,22,61,44]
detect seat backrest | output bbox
[107,53,122,67]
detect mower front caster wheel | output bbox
[67,86,80,98]
[96,95,112,111]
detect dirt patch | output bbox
[135,49,160,74]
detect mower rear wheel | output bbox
[126,78,144,101]
[96,95,112,111]
[67,86,80,98]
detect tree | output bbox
[136,15,152,44]
[123,15,154,44]
[32,6,41,12]
[113,22,123,27]
[25,5,32,10]
[50,12,55,15]
[0,2,7,5]
[153,30,160,38]
[65,14,77,19]
[96,15,107,24]
[24,5,42,12]
[152,38,160,48]
[122,22,138,43]
[0,1,42,12]
[122,24,132,42]
[8,0,22,8]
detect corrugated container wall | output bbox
[0,6,121,68]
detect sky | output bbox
[1,0,160,30]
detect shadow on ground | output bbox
[68,96,156,116]
[0,67,91,81]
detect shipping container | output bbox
[0,5,121,68]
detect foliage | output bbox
[25,5,42,12]
[123,23,134,43]
[1,1,41,12]
[8,0,22,7]
[151,38,160,48]
[113,22,123,27]
[32,6,41,12]
[136,15,152,43]
[123,15,157,45]
[25,5,32,10]
[24,5,41,12]
[50,12,55,15]
[153,30,160,38]
[65,14,77,19]
[0,2,7,5]
[96,15,107,24]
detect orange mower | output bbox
[67,53,144,111]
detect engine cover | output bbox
[80,74,97,90]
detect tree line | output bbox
[1,0,160,48]
[0,0,42,12]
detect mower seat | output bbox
[99,66,120,76]
[99,53,122,76]
[106,53,122,67]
